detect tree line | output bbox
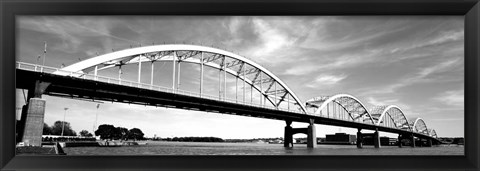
[42,121,145,142]
[43,121,95,137]
[43,121,78,136]
[94,124,145,141]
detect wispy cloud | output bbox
[365,96,411,111]
[360,57,463,95]
[427,30,464,46]
[416,58,462,79]
[387,30,464,58]
[225,17,317,66]
[432,89,464,107]
[366,97,398,107]
[252,19,291,55]
[299,19,408,52]
[431,118,463,121]
[18,17,84,52]
[283,50,380,76]
[305,74,347,88]
[62,19,139,44]
[247,18,305,62]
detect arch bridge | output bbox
[15,44,440,148]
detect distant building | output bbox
[267,139,283,144]
[363,136,396,146]
[295,138,308,144]
[251,139,267,144]
[295,137,321,144]
[325,133,356,144]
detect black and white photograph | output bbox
[15,16,464,155]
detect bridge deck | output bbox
[16,69,438,141]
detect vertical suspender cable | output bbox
[172,51,176,92]
[151,61,154,88]
[94,66,98,81]
[138,55,142,87]
[243,67,246,103]
[224,58,227,100]
[200,52,204,97]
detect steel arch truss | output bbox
[53,44,308,114]
[410,118,429,135]
[428,129,438,138]
[370,105,412,131]
[305,94,375,124]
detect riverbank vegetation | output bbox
[94,124,145,141]
[42,121,77,136]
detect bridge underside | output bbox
[16,69,440,145]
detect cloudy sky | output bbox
[16,16,464,139]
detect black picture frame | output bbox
[1,0,479,170]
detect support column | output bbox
[284,121,293,148]
[16,104,29,143]
[307,119,317,148]
[427,139,433,147]
[419,138,423,147]
[373,128,381,148]
[21,98,46,146]
[411,134,415,148]
[398,134,403,148]
[18,80,50,146]
[356,129,363,148]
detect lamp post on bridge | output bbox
[35,55,41,71]
[93,104,100,134]
[41,41,47,72]
[61,107,68,137]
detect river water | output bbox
[62,141,464,155]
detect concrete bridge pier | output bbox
[20,98,46,147]
[373,128,381,148]
[397,134,403,148]
[17,80,50,147]
[284,120,293,148]
[307,119,317,148]
[306,119,317,148]
[283,119,317,148]
[427,139,433,147]
[356,129,363,148]
[410,134,416,148]
[356,129,380,148]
